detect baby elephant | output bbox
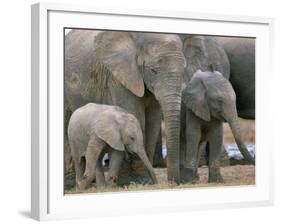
[182,69,255,183]
[68,103,157,190]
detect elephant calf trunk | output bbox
[138,152,158,184]
[229,119,255,164]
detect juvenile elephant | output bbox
[182,69,255,183]
[68,103,157,190]
[179,35,230,180]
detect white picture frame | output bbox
[31,2,274,221]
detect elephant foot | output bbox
[64,142,74,175]
[95,180,107,189]
[106,179,117,188]
[208,167,223,183]
[152,143,166,168]
[198,143,230,167]
[208,174,223,183]
[64,172,76,191]
[180,166,199,184]
[77,177,92,190]
[106,175,118,188]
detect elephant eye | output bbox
[126,136,135,146]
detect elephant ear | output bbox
[94,114,125,151]
[94,32,144,97]
[182,76,211,121]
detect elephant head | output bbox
[181,35,230,83]
[182,69,254,163]
[94,109,157,184]
[93,31,186,183]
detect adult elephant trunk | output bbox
[155,75,182,183]
[137,149,158,184]
[228,117,255,164]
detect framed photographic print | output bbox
[31,2,274,221]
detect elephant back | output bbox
[215,37,255,119]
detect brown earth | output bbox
[65,165,255,194]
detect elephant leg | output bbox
[63,103,76,190]
[183,111,201,183]
[64,142,73,174]
[179,142,186,181]
[208,123,223,183]
[153,131,166,168]
[180,105,187,180]
[197,142,229,167]
[73,157,84,190]
[69,140,85,190]
[64,104,74,175]
[187,141,207,181]
[95,151,106,188]
[107,150,124,187]
[197,141,208,167]
[78,138,105,190]
[145,96,162,163]
[220,144,230,166]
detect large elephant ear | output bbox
[94,114,125,151]
[182,76,211,121]
[94,32,144,97]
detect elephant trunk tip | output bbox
[228,119,255,165]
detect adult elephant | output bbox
[181,35,230,82]
[179,35,231,182]
[65,30,186,184]
[215,37,255,120]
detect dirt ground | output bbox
[65,165,255,194]
[157,165,254,185]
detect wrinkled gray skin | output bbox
[68,103,157,190]
[181,35,230,83]
[179,35,230,181]
[182,70,255,183]
[215,37,255,119]
[65,30,185,183]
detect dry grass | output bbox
[65,165,255,194]
[224,118,255,144]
